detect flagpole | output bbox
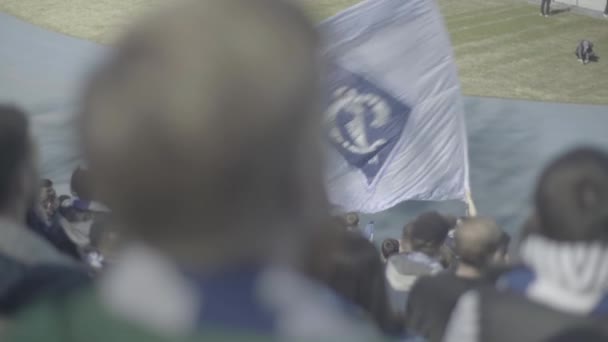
[465,191,477,217]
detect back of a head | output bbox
[0,106,34,213]
[535,148,608,243]
[70,167,93,201]
[81,0,324,264]
[455,217,506,269]
[344,212,360,227]
[409,211,451,256]
[41,179,52,189]
[381,238,400,260]
[311,232,400,334]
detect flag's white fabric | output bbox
[320,0,469,213]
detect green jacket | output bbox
[6,288,393,342]
[7,289,285,342]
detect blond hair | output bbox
[81,0,326,266]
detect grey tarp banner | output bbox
[2,12,608,239]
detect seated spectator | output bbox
[307,231,405,336]
[0,105,88,316]
[39,179,57,220]
[444,148,608,342]
[57,197,98,249]
[381,238,400,263]
[6,1,383,340]
[26,183,80,260]
[386,211,451,315]
[405,217,509,342]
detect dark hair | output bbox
[307,232,403,335]
[0,105,31,210]
[535,148,608,243]
[381,238,400,260]
[442,214,459,230]
[41,178,53,188]
[409,212,451,256]
[70,167,93,201]
[498,232,511,253]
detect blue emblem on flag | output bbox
[326,64,412,183]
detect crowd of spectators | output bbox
[0,0,607,340]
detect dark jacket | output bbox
[405,272,485,342]
[26,210,80,260]
[0,253,90,316]
[478,286,608,342]
[0,217,89,316]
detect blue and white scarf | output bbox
[498,235,608,316]
[99,244,384,340]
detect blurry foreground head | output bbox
[535,148,608,243]
[0,105,37,221]
[81,0,324,266]
[454,217,509,270]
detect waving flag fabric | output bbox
[320,0,470,213]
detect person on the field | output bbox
[576,40,595,65]
[540,0,551,17]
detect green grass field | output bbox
[1,0,607,104]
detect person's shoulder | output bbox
[411,271,460,290]
[388,252,439,275]
[0,219,73,267]
[0,262,90,316]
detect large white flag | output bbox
[321,0,470,213]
